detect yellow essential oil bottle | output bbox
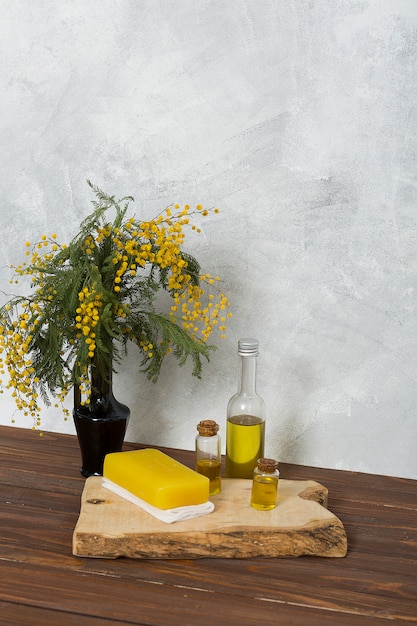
[195,420,221,495]
[225,338,266,479]
[250,458,279,510]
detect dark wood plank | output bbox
[1,561,416,626]
[1,525,416,617]
[279,462,417,510]
[1,499,416,624]
[0,602,132,626]
[2,425,416,508]
[1,425,417,625]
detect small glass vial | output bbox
[195,420,221,495]
[250,458,279,510]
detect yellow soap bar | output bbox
[103,448,210,509]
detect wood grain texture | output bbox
[73,477,347,558]
[1,426,417,625]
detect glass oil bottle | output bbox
[195,420,221,495]
[250,458,279,510]
[225,338,266,478]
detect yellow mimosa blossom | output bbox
[0,183,231,427]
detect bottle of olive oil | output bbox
[195,420,221,495]
[225,338,265,479]
[251,458,279,510]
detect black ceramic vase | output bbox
[73,366,130,477]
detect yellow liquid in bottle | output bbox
[251,475,278,510]
[225,415,265,479]
[196,459,222,495]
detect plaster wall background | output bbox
[1,0,417,478]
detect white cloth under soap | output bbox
[102,478,215,524]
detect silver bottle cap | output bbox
[238,338,259,356]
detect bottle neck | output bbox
[238,355,257,395]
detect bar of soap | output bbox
[103,448,210,509]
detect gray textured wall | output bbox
[1,0,416,478]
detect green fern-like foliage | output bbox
[0,182,231,425]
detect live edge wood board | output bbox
[73,477,347,559]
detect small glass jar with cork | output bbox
[250,458,279,510]
[195,420,221,495]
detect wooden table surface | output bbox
[0,425,416,625]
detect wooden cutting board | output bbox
[73,477,347,559]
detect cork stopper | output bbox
[257,458,279,473]
[197,420,219,437]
